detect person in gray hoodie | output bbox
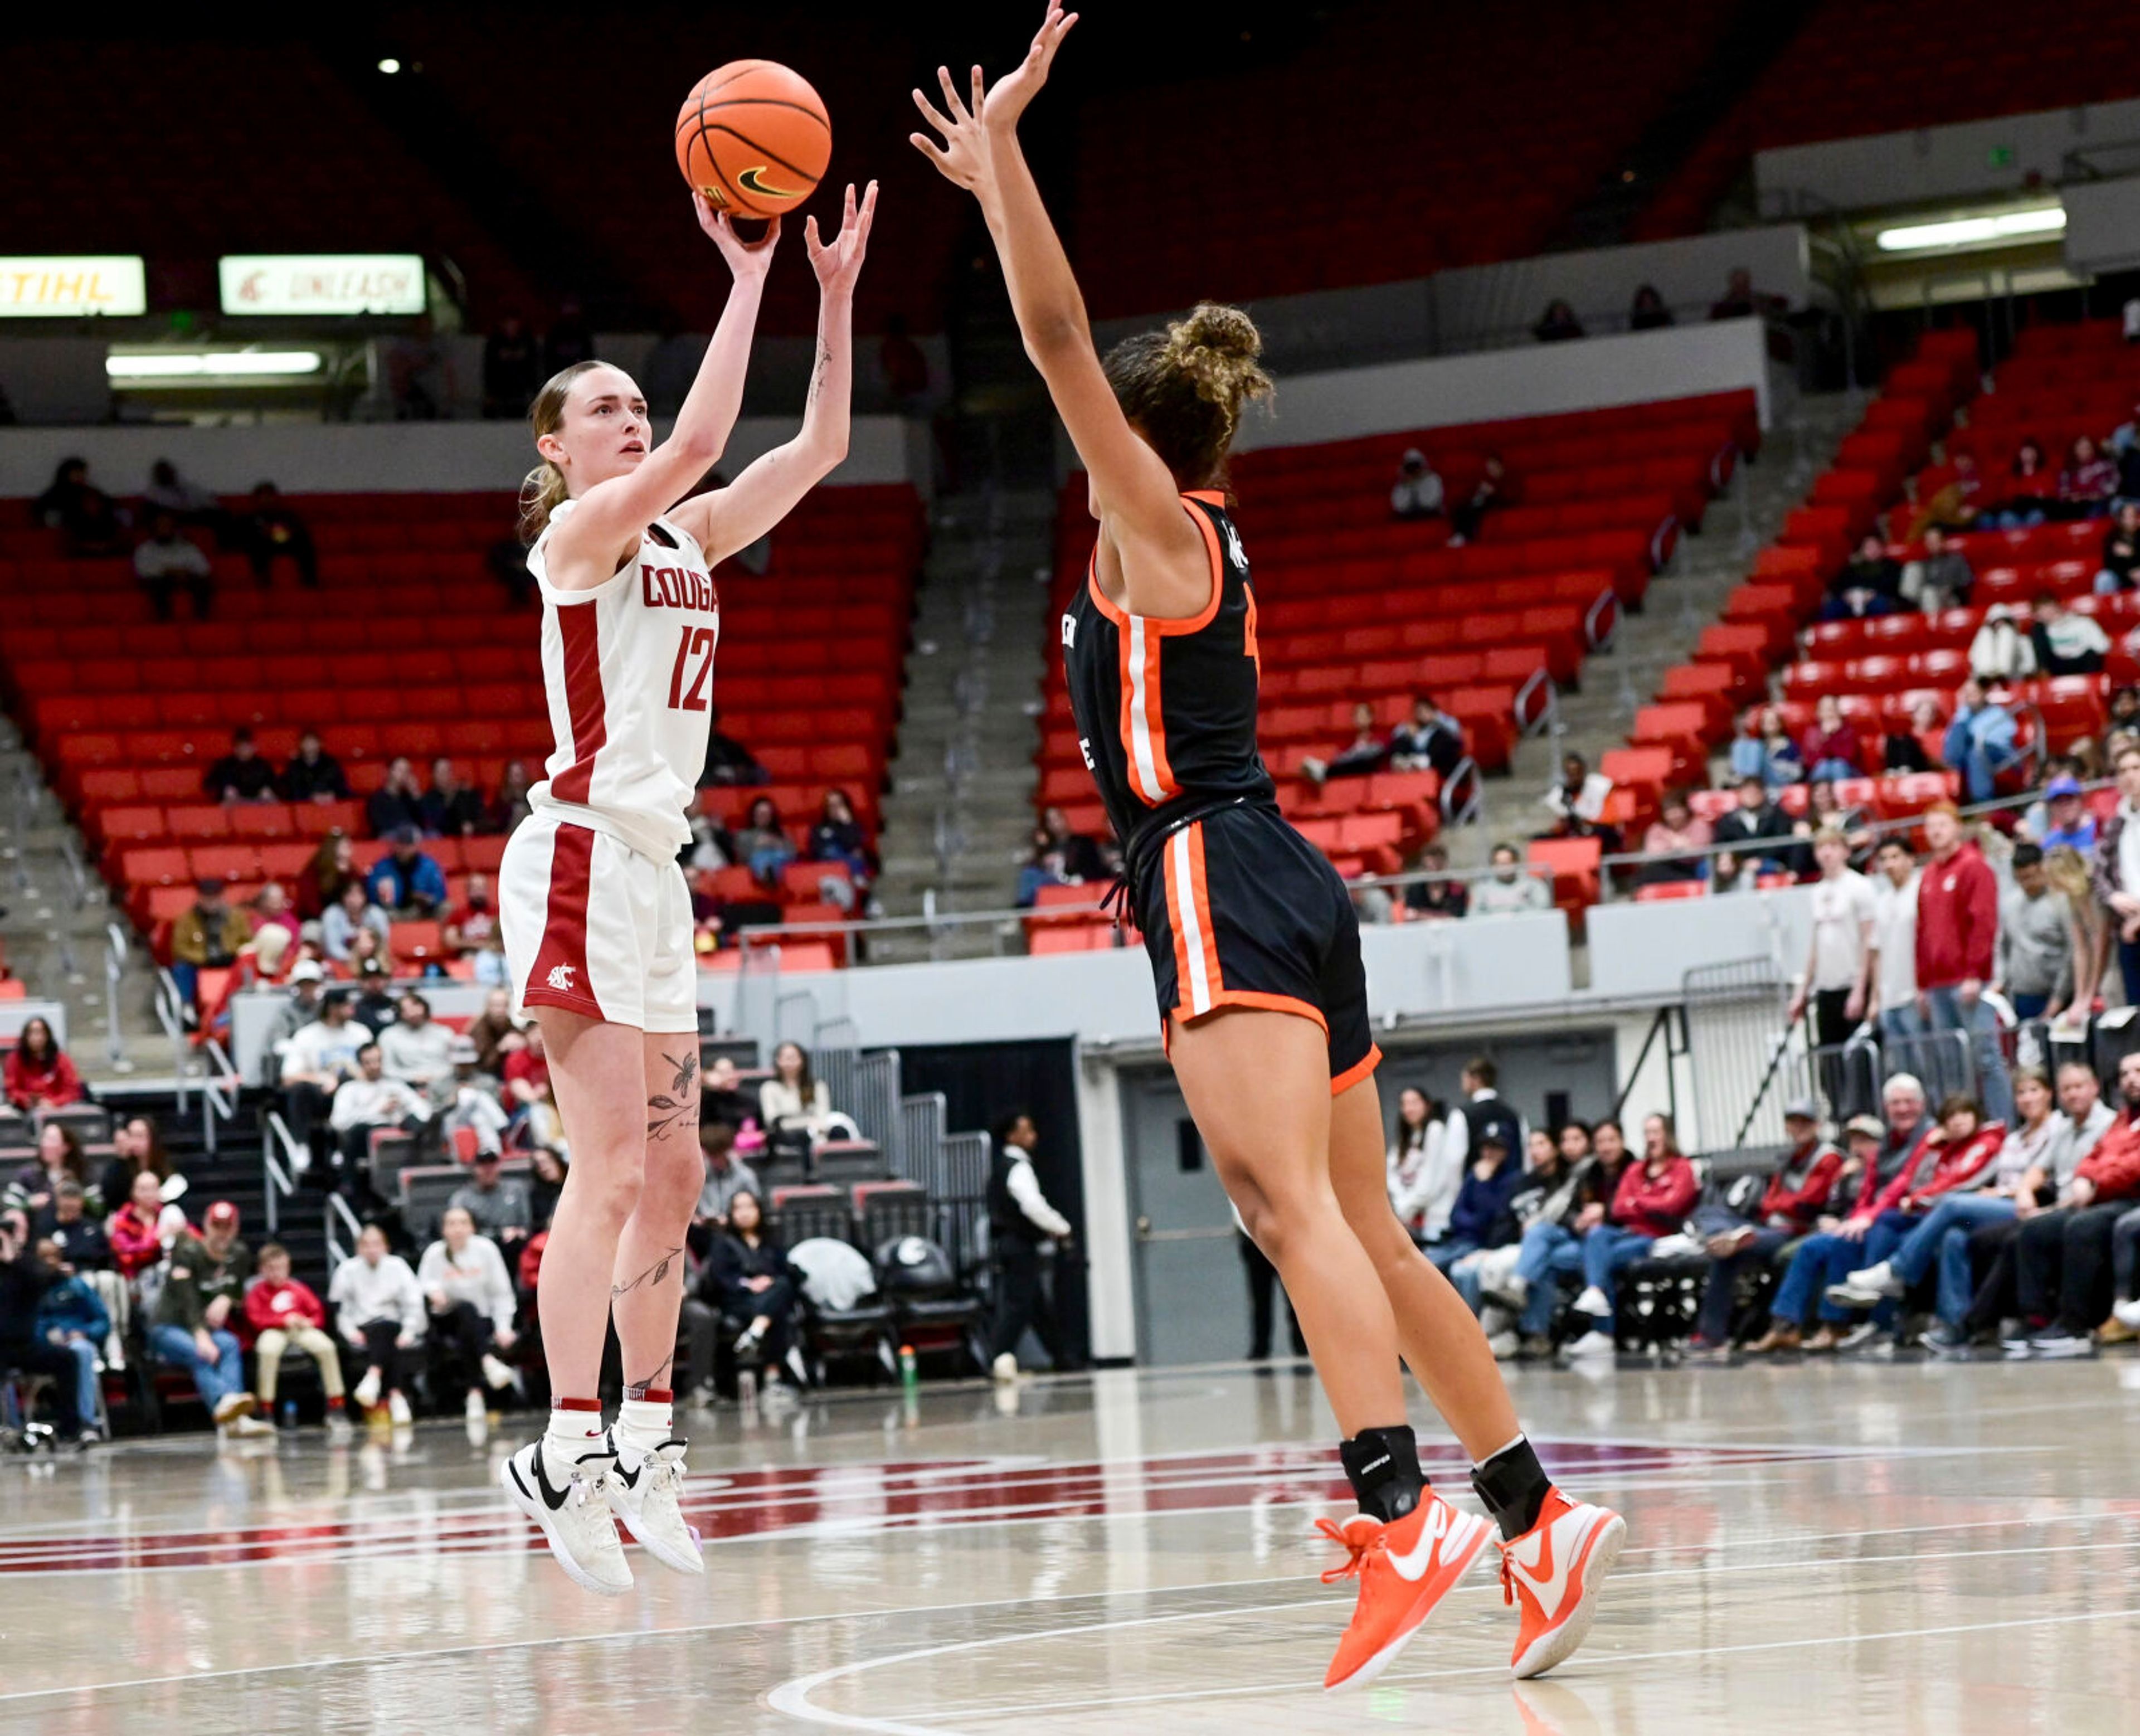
[1995,843,2073,1022]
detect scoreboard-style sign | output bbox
[0,256,148,318]
[218,254,427,317]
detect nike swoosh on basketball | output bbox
[1506,1511,1586,1611]
[737,166,796,197]
[1386,1500,1457,1582]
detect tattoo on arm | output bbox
[611,1245,683,1300]
[648,1050,701,1141]
[806,339,830,409]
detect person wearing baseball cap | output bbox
[2035,772,2098,855]
[147,1199,271,1436]
[1431,1126,1525,1281]
[1692,1100,1843,1352]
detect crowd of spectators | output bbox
[1385,1046,2140,1364]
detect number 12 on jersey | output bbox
[667,624,717,712]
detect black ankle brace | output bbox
[1340,1424,1426,1523]
[1471,1434,1550,1540]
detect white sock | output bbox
[614,1397,674,1456]
[542,1406,606,1480]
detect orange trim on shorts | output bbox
[1185,822,1224,1003]
[1171,990,1331,1037]
[1330,1044,1384,1097]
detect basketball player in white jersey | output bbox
[497,180,876,1594]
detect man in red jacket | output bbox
[244,1242,352,1436]
[1691,1100,1844,1350]
[2003,1096,2140,1355]
[1914,804,2012,1125]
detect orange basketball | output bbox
[675,60,831,221]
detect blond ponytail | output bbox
[1102,301,1273,489]
[518,359,603,544]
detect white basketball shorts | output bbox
[499,813,697,1034]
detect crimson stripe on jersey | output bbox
[526,823,604,1020]
[552,601,608,805]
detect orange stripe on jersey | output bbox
[1243,582,1261,679]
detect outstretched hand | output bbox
[694,193,781,281]
[806,181,879,297]
[909,1,1078,192]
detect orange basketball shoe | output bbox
[1320,1490,1494,1691]
[1496,1487,1626,1679]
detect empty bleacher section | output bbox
[1636,0,2140,238]
[0,483,921,975]
[1065,1,1737,317]
[1031,391,1760,943]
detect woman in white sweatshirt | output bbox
[418,1205,521,1422]
[328,1222,425,1422]
[1386,1087,1460,1247]
[758,1042,835,1140]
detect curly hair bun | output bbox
[1164,303,1273,415]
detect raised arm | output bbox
[912,4,1206,615]
[671,182,877,566]
[544,200,779,587]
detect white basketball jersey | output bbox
[524,498,719,862]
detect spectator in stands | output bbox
[31,1231,108,1442]
[1798,695,1864,782]
[1690,1101,1842,1351]
[701,1054,754,1134]
[2092,742,2140,1002]
[1942,678,2020,803]
[1748,1077,1934,1352]
[250,882,300,952]
[245,1241,350,1435]
[296,833,358,922]
[1385,1087,1456,1246]
[2001,1074,2140,1355]
[1468,844,1550,918]
[4,1016,83,1112]
[367,760,425,839]
[149,1200,271,1436]
[1996,842,2074,1021]
[254,959,326,1087]
[2059,435,2119,516]
[367,826,447,917]
[1729,706,1802,790]
[806,789,876,894]
[322,879,392,964]
[440,873,498,965]
[439,1035,510,1153]
[0,1211,97,1446]
[2097,502,2140,594]
[1564,1113,1698,1357]
[280,989,368,1165]
[142,458,225,532]
[1990,439,2056,528]
[2031,593,2110,676]
[169,878,250,1026]
[1389,449,1444,520]
[329,1042,431,1183]
[1017,825,1074,908]
[543,295,595,372]
[1833,1066,2066,1346]
[449,1151,532,1268]
[133,510,213,620]
[2034,774,2098,855]
[41,1181,110,1272]
[32,457,125,555]
[380,993,454,1104]
[1448,454,1514,544]
[1403,841,1470,918]
[1490,1117,1627,1357]
[1638,792,1712,884]
[328,1222,422,1423]
[1801,776,1875,862]
[1901,524,1974,611]
[6,1124,94,1219]
[1967,603,2034,682]
[198,727,274,804]
[1822,533,1901,621]
[1628,284,1674,331]
[1710,267,1784,322]
[489,760,536,834]
[99,1113,173,1228]
[1711,775,1794,872]
[2113,396,2140,482]
[1884,696,1945,774]
[698,707,769,787]
[2050,845,2105,1013]
[1389,694,1465,777]
[420,759,485,838]
[481,313,542,419]
[1533,299,1584,343]
[1304,701,1391,785]
[1040,806,1111,883]
[760,1042,834,1142]
[106,1169,176,1279]
[1541,753,1615,845]
[705,1189,805,1388]
[234,482,317,589]
[464,987,521,1079]
[1426,1125,1525,1277]
[420,1205,521,1422]
[692,1121,761,1243]
[1916,804,2012,1122]
[1789,828,1878,1047]
[734,797,796,885]
[502,1024,561,1150]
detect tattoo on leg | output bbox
[625,1353,674,1398]
[648,1049,701,1141]
[611,1245,683,1300]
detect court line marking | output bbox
[768,1600,2140,1732]
[1,1511,2126,1705]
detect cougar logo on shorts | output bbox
[547,964,577,992]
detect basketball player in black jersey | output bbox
[913,4,1622,1686]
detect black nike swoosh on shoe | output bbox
[528,1451,575,1513]
[612,1460,642,1491]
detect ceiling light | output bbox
[106,350,324,381]
[377,57,401,75]
[1875,206,2066,252]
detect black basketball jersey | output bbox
[1061,490,1275,849]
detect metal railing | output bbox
[897,1092,946,1183]
[325,1192,362,1271]
[196,1037,241,1155]
[103,924,133,1074]
[151,967,188,1102]
[262,1110,304,1237]
[1681,957,1792,1152]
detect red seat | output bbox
[1633,880,1708,902]
[1526,836,1602,928]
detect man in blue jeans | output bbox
[147,1200,273,1437]
[1940,677,2019,804]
